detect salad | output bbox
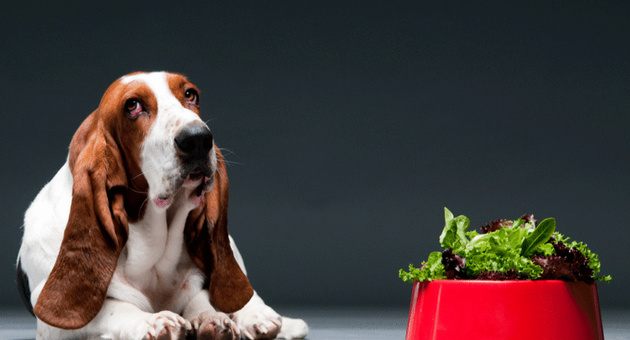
[399,208,611,283]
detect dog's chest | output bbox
[116,203,198,309]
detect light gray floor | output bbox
[0,307,628,339]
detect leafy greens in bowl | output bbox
[399,208,611,283]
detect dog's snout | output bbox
[174,123,213,159]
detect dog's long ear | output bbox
[33,112,129,329]
[185,147,254,312]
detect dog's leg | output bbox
[183,289,240,340]
[276,317,309,340]
[228,237,308,340]
[36,299,191,340]
[230,291,282,340]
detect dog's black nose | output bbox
[175,123,213,159]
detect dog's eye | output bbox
[184,89,199,106]
[124,99,144,119]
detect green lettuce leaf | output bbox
[522,218,556,257]
[399,251,446,282]
[439,207,470,250]
[554,232,612,283]
[464,226,543,279]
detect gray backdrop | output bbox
[1,1,629,311]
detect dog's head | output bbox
[33,72,253,329]
[119,72,216,210]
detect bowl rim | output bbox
[413,279,597,284]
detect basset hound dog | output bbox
[16,71,308,340]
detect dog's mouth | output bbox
[182,165,213,186]
[153,165,215,208]
[186,170,204,182]
[184,168,209,185]
[185,168,214,200]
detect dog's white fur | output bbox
[17,72,308,339]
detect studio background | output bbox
[1,1,628,313]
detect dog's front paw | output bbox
[277,317,308,339]
[190,311,240,340]
[232,304,282,340]
[142,310,192,340]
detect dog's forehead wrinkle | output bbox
[121,72,178,107]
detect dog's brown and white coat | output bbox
[17,72,308,340]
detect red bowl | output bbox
[406,280,603,340]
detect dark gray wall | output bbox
[1,2,629,310]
